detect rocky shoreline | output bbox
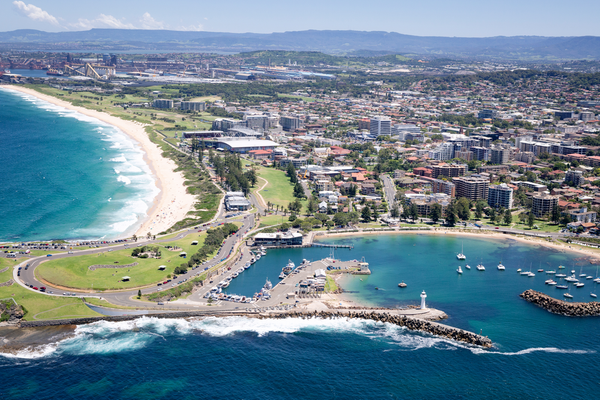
[520,289,600,317]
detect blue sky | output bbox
[3,0,600,37]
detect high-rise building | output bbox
[430,179,456,198]
[490,147,510,165]
[470,146,490,161]
[580,111,595,122]
[478,109,498,120]
[280,116,303,132]
[488,183,513,209]
[432,164,467,179]
[532,192,559,218]
[565,170,585,187]
[370,116,391,137]
[153,99,174,109]
[180,101,206,111]
[453,176,490,201]
[428,143,455,161]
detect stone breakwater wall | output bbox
[259,310,493,348]
[19,309,492,348]
[88,262,138,271]
[520,289,600,317]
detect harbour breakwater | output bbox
[260,310,493,348]
[520,289,600,317]
[20,308,492,348]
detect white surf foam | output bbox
[117,175,131,185]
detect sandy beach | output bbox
[313,228,600,262]
[2,85,196,238]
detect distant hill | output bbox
[1,29,599,60]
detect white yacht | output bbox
[456,242,466,260]
[528,272,536,277]
[497,263,505,271]
[564,293,573,299]
[465,264,471,270]
[476,264,485,271]
[517,268,522,273]
[565,275,579,283]
[546,270,556,275]
[575,282,585,288]
[457,266,463,274]
[591,293,597,298]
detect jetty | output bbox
[520,289,600,317]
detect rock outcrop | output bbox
[0,300,24,324]
[520,289,600,317]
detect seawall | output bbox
[520,289,600,317]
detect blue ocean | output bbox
[0,88,158,242]
[1,234,599,399]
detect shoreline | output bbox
[1,85,196,239]
[313,228,600,262]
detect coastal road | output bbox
[381,175,397,214]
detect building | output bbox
[224,192,251,211]
[490,147,510,165]
[470,146,490,162]
[280,116,303,132]
[212,118,243,132]
[565,170,585,187]
[404,193,451,216]
[428,142,455,161]
[228,127,263,138]
[429,178,456,197]
[566,207,597,223]
[555,111,574,120]
[532,192,559,218]
[279,158,307,169]
[488,183,513,209]
[245,115,273,131]
[316,179,335,192]
[580,111,595,122]
[153,99,173,109]
[478,109,498,120]
[180,101,206,111]
[253,231,303,246]
[455,149,473,161]
[432,164,467,179]
[477,165,509,175]
[453,176,490,201]
[202,137,279,153]
[358,118,370,130]
[369,116,391,137]
[182,131,222,139]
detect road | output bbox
[381,175,397,215]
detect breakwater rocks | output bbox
[88,262,138,271]
[259,310,493,348]
[520,289,600,317]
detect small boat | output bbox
[520,271,530,276]
[556,273,567,278]
[571,270,576,274]
[564,293,573,299]
[278,272,286,279]
[457,266,463,274]
[465,264,471,270]
[527,272,535,277]
[556,285,569,289]
[517,268,522,273]
[546,270,556,275]
[575,282,585,288]
[456,243,466,260]
[547,280,557,286]
[586,276,593,280]
[537,269,544,273]
[497,263,505,271]
[398,282,407,288]
[594,278,600,284]
[545,279,555,285]
[476,264,485,271]
[558,265,565,269]
[565,275,579,283]
[591,293,597,298]
[263,278,272,291]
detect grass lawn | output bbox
[278,94,319,103]
[36,233,209,291]
[257,214,288,228]
[254,166,307,210]
[0,258,101,321]
[325,276,338,292]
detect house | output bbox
[318,201,328,212]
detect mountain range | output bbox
[1,29,599,60]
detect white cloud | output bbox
[139,12,166,30]
[69,14,135,30]
[13,1,59,25]
[177,24,204,31]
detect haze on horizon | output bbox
[2,0,600,38]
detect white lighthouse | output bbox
[420,290,427,310]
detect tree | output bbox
[409,203,419,222]
[475,201,485,219]
[293,183,305,198]
[361,206,372,222]
[287,162,298,183]
[325,220,335,229]
[315,213,328,227]
[430,203,442,224]
[333,212,350,227]
[372,206,379,221]
[456,198,471,221]
[307,198,317,215]
[445,203,458,227]
[528,212,535,229]
[503,209,512,225]
[551,205,561,224]
[137,289,142,299]
[390,203,400,218]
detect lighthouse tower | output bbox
[420,290,427,310]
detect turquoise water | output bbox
[2,234,598,399]
[0,88,158,242]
